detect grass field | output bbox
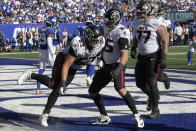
[0,46,196,71]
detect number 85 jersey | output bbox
[132,18,162,55]
[103,24,131,64]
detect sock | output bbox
[43,90,59,114]
[86,65,96,78]
[36,69,45,90]
[122,92,138,114]
[92,94,107,116]
[151,86,160,109]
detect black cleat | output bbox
[163,73,170,90]
[149,108,160,119]
[146,99,153,111]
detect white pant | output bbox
[39,49,56,69]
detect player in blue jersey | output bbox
[35,21,56,94]
[187,19,196,65]
[53,22,63,52]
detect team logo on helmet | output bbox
[143,3,152,15]
[84,28,94,41]
[111,10,121,22]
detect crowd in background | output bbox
[0,0,195,24]
[0,0,196,52]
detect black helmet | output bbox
[104,8,122,30]
[136,1,153,18]
[84,25,103,49]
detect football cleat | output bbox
[134,113,144,128]
[149,108,160,119]
[187,61,192,65]
[39,113,49,127]
[86,76,92,86]
[17,70,32,85]
[90,114,111,124]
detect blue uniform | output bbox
[37,26,55,92]
[53,29,62,46]
[189,22,196,40]
[38,27,54,50]
[187,21,196,65]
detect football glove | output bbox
[160,53,167,69]
[58,80,67,95]
[97,59,104,69]
[111,63,124,79]
[131,47,137,59]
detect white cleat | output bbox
[90,114,111,124]
[17,70,32,85]
[86,76,92,86]
[134,113,144,128]
[39,113,49,127]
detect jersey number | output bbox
[137,31,151,43]
[38,32,47,45]
[105,38,113,52]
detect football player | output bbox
[88,8,144,128]
[53,22,63,52]
[35,20,56,94]
[155,8,171,90]
[17,25,105,127]
[131,1,169,119]
[187,19,196,65]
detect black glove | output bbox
[131,47,137,59]
[111,63,124,79]
[160,53,167,69]
[58,80,67,94]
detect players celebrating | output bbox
[88,8,144,128]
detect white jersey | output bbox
[61,35,105,69]
[189,39,196,52]
[157,16,171,27]
[103,24,131,64]
[133,18,162,55]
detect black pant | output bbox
[89,63,138,114]
[32,52,77,114]
[176,35,181,46]
[89,63,126,93]
[135,52,160,109]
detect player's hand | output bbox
[131,47,137,59]
[111,63,124,79]
[58,80,67,95]
[160,53,167,69]
[97,60,104,69]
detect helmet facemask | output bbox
[104,9,122,31]
[84,26,103,49]
[136,2,152,19]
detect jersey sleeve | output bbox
[153,19,164,31]
[116,25,131,43]
[68,38,78,57]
